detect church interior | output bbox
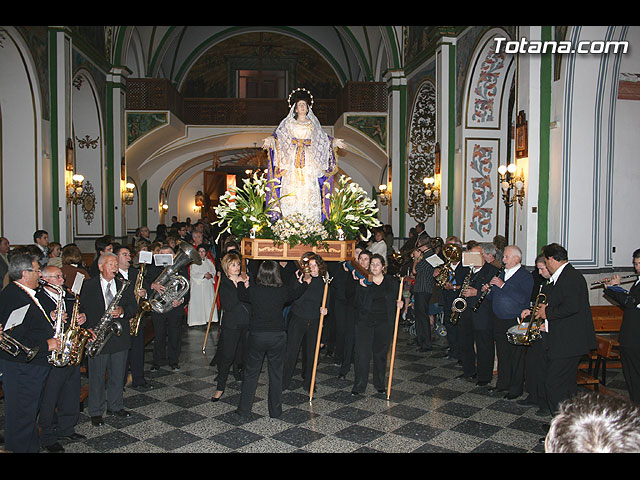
[0,25,638,453]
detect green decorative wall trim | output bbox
[537,26,552,250]
[448,44,456,237]
[345,114,387,152]
[399,84,407,237]
[48,28,60,241]
[127,112,168,147]
[105,82,114,235]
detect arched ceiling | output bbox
[114,26,403,84]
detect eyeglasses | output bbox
[26,268,42,273]
[43,274,65,280]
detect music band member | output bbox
[534,243,597,415]
[80,252,138,427]
[0,254,60,452]
[439,236,465,363]
[411,235,436,352]
[520,255,553,416]
[36,265,89,452]
[486,245,533,399]
[148,245,189,372]
[603,248,640,404]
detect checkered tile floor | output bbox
[2,322,630,453]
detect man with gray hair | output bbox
[484,245,533,399]
[0,253,61,452]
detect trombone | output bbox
[0,329,40,361]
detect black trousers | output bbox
[339,304,356,376]
[38,364,81,446]
[0,360,51,453]
[494,317,525,394]
[352,318,392,393]
[620,345,640,404]
[413,291,432,349]
[152,308,183,366]
[216,325,249,390]
[523,333,548,408]
[237,331,286,418]
[544,354,582,415]
[332,297,348,363]
[443,306,461,360]
[458,316,493,382]
[127,314,147,386]
[283,313,319,391]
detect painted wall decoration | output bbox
[465,139,499,240]
[407,80,436,222]
[466,39,507,129]
[345,115,387,152]
[127,112,168,146]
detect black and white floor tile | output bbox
[1,323,630,454]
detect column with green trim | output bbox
[385,69,407,238]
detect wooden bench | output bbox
[581,305,624,387]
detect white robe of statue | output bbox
[187,257,218,326]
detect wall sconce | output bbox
[67,173,85,204]
[377,184,391,206]
[123,182,135,205]
[423,175,440,217]
[161,202,169,213]
[498,163,525,207]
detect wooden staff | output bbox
[202,271,221,355]
[386,276,405,400]
[309,273,332,402]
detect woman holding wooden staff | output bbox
[210,252,251,403]
[283,252,329,393]
[351,254,403,396]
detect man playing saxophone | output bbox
[36,265,89,452]
[80,252,138,427]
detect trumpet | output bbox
[0,329,39,361]
[591,274,638,288]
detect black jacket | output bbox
[462,262,500,330]
[354,274,401,326]
[79,275,138,354]
[0,282,54,366]
[604,280,640,348]
[237,280,307,332]
[218,273,251,329]
[545,263,597,359]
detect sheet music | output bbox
[5,304,30,330]
[71,272,85,295]
[138,250,153,264]
[425,254,444,268]
[154,254,174,267]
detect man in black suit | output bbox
[438,236,466,363]
[87,235,114,278]
[603,248,640,404]
[113,244,151,390]
[36,265,89,452]
[0,254,60,452]
[458,244,499,386]
[148,245,190,372]
[80,252,138,426]
[535,243,597,415]
[33,230,49,268]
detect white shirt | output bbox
[503,264,521,282]
[119,269,129,280]
[100,276,117,308]
[549,261,569,285]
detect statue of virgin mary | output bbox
[262,88,344,224]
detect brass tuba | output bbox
[435,243,462,289]
[149,241,202,314]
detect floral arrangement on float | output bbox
[213,171,382,249]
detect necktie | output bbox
[105,281,114,306]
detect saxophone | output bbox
[40,279,68,367]
[450,269,473,325]
[64,293,93,366]
[86,279,130,358]
[130,263,150,336]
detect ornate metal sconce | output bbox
[377,184,391,206]
[498,163,525,207]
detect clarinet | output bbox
[473,267,504,312]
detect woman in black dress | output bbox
[211,252,251,402]
[351,253,403,396]
[235,260,309,418]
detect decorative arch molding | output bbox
[460,27,515,242]
[0,26,44,242]
[407,79,437,223]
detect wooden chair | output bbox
[586,305,623,386]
